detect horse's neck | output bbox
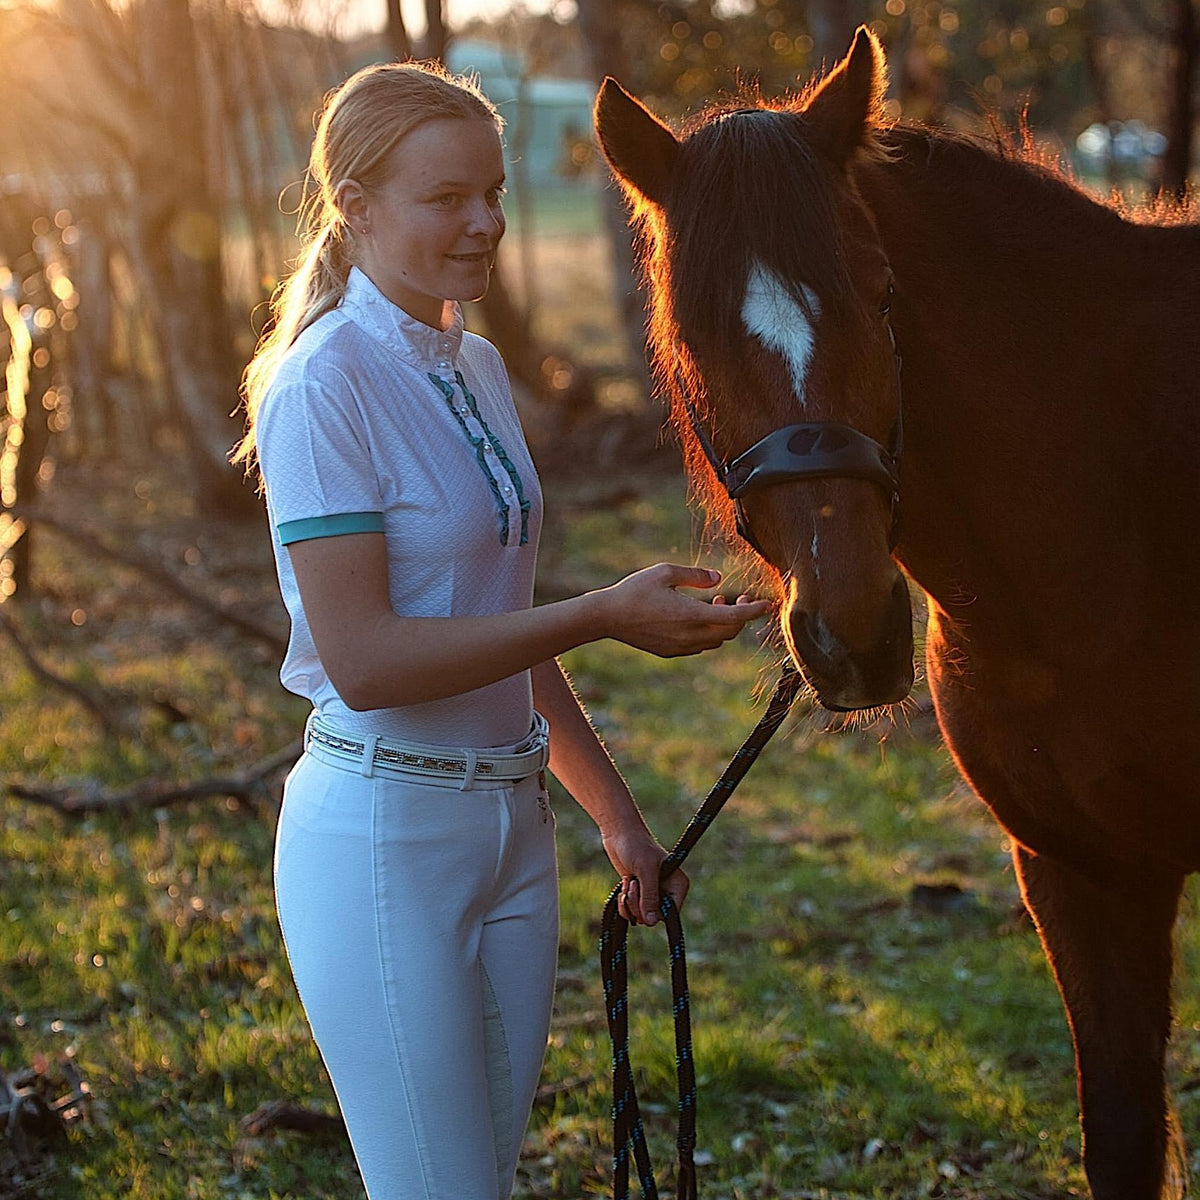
[855,128,1200,631]
[861,129,1182,369]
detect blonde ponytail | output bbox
[232,60,500,477]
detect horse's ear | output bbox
[801,25,888,166]
[594,78,680,209]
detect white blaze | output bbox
[740,261,821,408]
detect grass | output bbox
[3,459,1200,1199]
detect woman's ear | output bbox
[334,178,370,236]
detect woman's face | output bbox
[348,116,506,329]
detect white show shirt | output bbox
[256,267,543,748]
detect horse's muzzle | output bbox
[787,574,915,711]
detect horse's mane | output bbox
[885,119,1199,229]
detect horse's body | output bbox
[596,29,1200,1200]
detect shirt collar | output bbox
[341,266,464,373]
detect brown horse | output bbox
[595,27,1200,1200]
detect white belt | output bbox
[305,712,550,790]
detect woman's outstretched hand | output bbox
[601,822,689,927]
[593,564,772,658]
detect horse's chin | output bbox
[785,577,915,712]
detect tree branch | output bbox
[240,1099,344,1138]
[0,607,121,738]
[13,506,287,656]
[6,740,301,815]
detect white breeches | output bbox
[274,744,559,1200]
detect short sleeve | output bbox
[256,369,385,545]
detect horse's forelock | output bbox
[668,110,861,352]
[631,104,866,587]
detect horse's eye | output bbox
[880,281,895,317]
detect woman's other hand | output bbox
[601,822,689,927]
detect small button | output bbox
[483,443,493,453]
[503,486,513,496]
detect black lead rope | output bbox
[599,664,806,1200]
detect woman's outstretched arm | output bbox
[287,531,770,711]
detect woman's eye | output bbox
[433,194,462,209]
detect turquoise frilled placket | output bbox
[428,371,530,546]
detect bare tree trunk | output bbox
[8,327,53,593]
[246,15,311,168]
[1162,0,1198,198]
[424,0,448,61]
[386,0,413,60]
[69,207,118,456]
[129,0,253,517]
[0,192,55,597]
[202,5,273,310]
[575,0,652,393]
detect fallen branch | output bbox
[533,1074,592,1106]
[237,1074,594,1144]
[239,1099,344,1138]
[12,505,286,655]
[0,607,121,738]
[6,740,300,815]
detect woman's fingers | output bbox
[711,592,755,607]
[602,562,774,657]
[619,875,640,924]
[617,868,690,927]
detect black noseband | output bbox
[724,420,899,501]
[678,348,903,557]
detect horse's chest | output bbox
[926,618,1200,873]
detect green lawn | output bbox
[3,462,1199,1198]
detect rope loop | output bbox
[599,665,804,1199]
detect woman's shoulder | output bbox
[259,316,370,433]
[459,329,509,386]
[265,306,388,412]
[273,308,364,385]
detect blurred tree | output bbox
[1142,0,1200,199]
[0,199,59,598]
[127,0,254,516]
[0,1,350,516]
[1160,0,1197,197]
[386,0,414,58]
[0,0,255,516]
[576,0,653,385]
[425,0,449,58]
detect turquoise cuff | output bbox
[277,511,384,545]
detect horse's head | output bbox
[595,28,913,712]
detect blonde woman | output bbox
[234,61,768,1200]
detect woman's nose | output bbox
[466,197,503,237]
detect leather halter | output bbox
[679,326,903,557]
